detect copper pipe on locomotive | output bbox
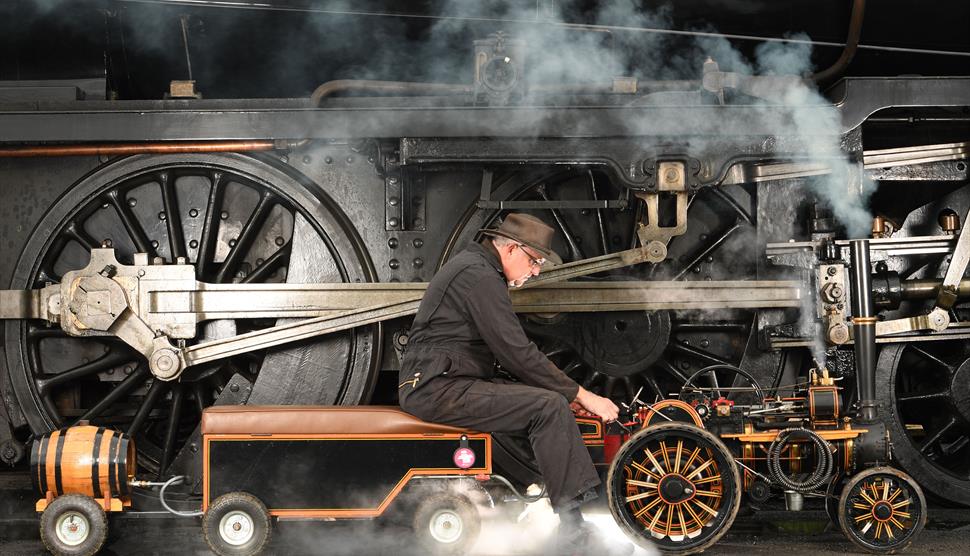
[0,139,305,158]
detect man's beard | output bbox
[508,272,532,288]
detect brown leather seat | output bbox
[201,405,479,436]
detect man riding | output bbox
[398,213,632,554]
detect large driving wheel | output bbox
[5,153,380,475]
[441,169,757,404]
[877,342,970,505]
[607,421,741,555]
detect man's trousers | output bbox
[400,376,601,511]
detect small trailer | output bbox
[32,406,497,556]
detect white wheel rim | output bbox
[55,511,90,546]
[219,510,255,546]
[428,509,463,544]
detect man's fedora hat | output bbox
[481,213,562,265]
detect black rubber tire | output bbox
[412,493,482,556]
[203,492,272,556]
[39,494,108,556]
[837,467,927,554]
[607,421,742,555]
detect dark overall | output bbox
[398,241,600,511]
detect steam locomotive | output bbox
[1,0,969,553]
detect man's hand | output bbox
[574,387,620,423]
[569,401,594,418]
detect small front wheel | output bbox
[837,467,926,554]
[203,492,272,556]
[40,494,108,556]
[412,493,481,555]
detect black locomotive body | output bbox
[1,1,970,554]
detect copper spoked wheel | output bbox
[837,466,926,554]
[607,421,741,555]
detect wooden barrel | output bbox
[30,426,135,499]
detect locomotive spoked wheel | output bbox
[412,493,482,556]
[4,153,380,476]
[441,170,757,405]
[607,422,741,555]
[40,494,108,556]
[876,342,970,505]
[203,492,272,556]
[836,467,926,554]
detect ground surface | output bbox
[2,472,968,555]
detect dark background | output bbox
[1,0,968,100]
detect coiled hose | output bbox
[767,428,834,492]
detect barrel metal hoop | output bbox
[91,427,106,499]
[117,435,129,496]
[107,433,120,496]
[53,428,68,496]
[38,432,50,495]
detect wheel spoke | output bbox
[107,189,154,256]
[241,241,291,284]
[643,447,667,474]
[561,360,584,378]
[75,364,150,423]
[536,184,585,261]
[582,371,603,389]
[897,391,949,403]
[683,501,705,527]
[215,190,276,282]
[160,383,185,476]
[632,495,664,518]
[658,359,690,384]
[160,172,187,261]
[36,350,135,395]
[630,461,660,480]
[642,372,665,400]
[127,379,168,437]
[670,340,731,367]
[709,187,754,225]
[920,417,958,454]
[685,458,714,480]
[693,499,718,516]
[197,172,227,279]
[908,345,955,375]
[63,220,100,251]
[673,221,741,281]
[191,382,207,415]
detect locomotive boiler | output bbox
[0,1,969,549]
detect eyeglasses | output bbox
[516,244,546,268]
